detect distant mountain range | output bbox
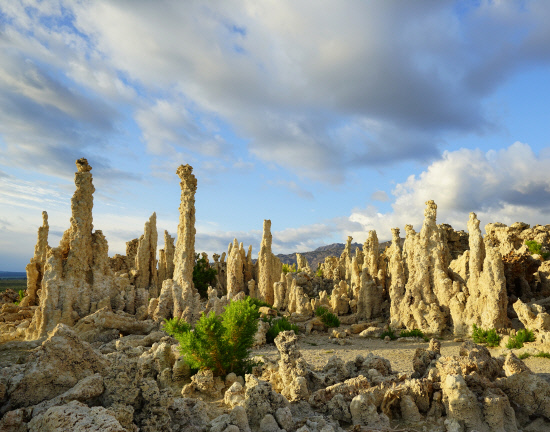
[0,271,26,279]
[276,240,396,270]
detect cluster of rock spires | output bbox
[2,158,550,431]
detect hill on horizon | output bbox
[276,240,397,270]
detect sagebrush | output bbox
[315,306,340,328]
[266,317,300,344]
[380,328,397,340]
[282,263,297,274]
[525,240,550,260]
[472,324,501,347]
[506,328,535,349]
[163,297,259,377]
[400,329,425,339]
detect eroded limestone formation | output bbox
[26,159,123,339]
[154,164,201,324]
[388,201,508,335]
[227,239,245,297]
[134,212,158,298]
[256,220,282,305]
[22,211,50,307]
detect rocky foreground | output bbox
[1,323,550,432]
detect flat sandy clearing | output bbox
[252,328,550,375]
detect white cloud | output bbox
[65,0,550,182]
[2,1,550,184]
[349,142,550,240]
[135,98,227,157]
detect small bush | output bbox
[506,328,535,349]
[315,268,323,277]
[399,329,425,339]
[472,324,501,347]
[282,263,297,274]
[193,253,217,298]
[525,240,550,260]
[266,317,300,344]
[13,289,25,306]
[163,297,260,377]
[380,328,397,340]
[518,352,531,360]
[315,306,340,328]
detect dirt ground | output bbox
[251,325,550,375]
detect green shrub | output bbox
[399,329,425,338]
[248,297,274,310]
[472,324,501,347]
[525,240,550,260]
[14,289,25,306]
[163,297,260,377]
[193,253,217,298]
[380,328,397,340]
[282,263,297,274]
[266,317,300,344]
[506,328,535,349]
[315,306,340,328]
[315,268,323,277]
[518,352,531,360]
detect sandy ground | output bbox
[251,326,550,375]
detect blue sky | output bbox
[1,0,550,271]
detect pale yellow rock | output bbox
[330,280,350,316]
[257,220,281,305]
[22,211,50,307]
[449,213,508,334]
[26,159,120,339]
[173,164,196,290]
[388,202,507,335]
[356,268,382,320]
[157,229,175,288]
[388,228,407,330]
[154,165,201,324]
[513,298,550,331]
[125,238,139,276]
[227,238,245,296]
[363,230,379,279]
[244,245,254,284]
[134,213,158,298]
[287,279,313,317]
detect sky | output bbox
[1,0,550,272]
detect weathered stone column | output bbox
[227,238,245,296]
[22,211,50,306]
[173,164,197,290]
[134,212,158,297]
[154,164,201,324]
[257,220,277,305]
